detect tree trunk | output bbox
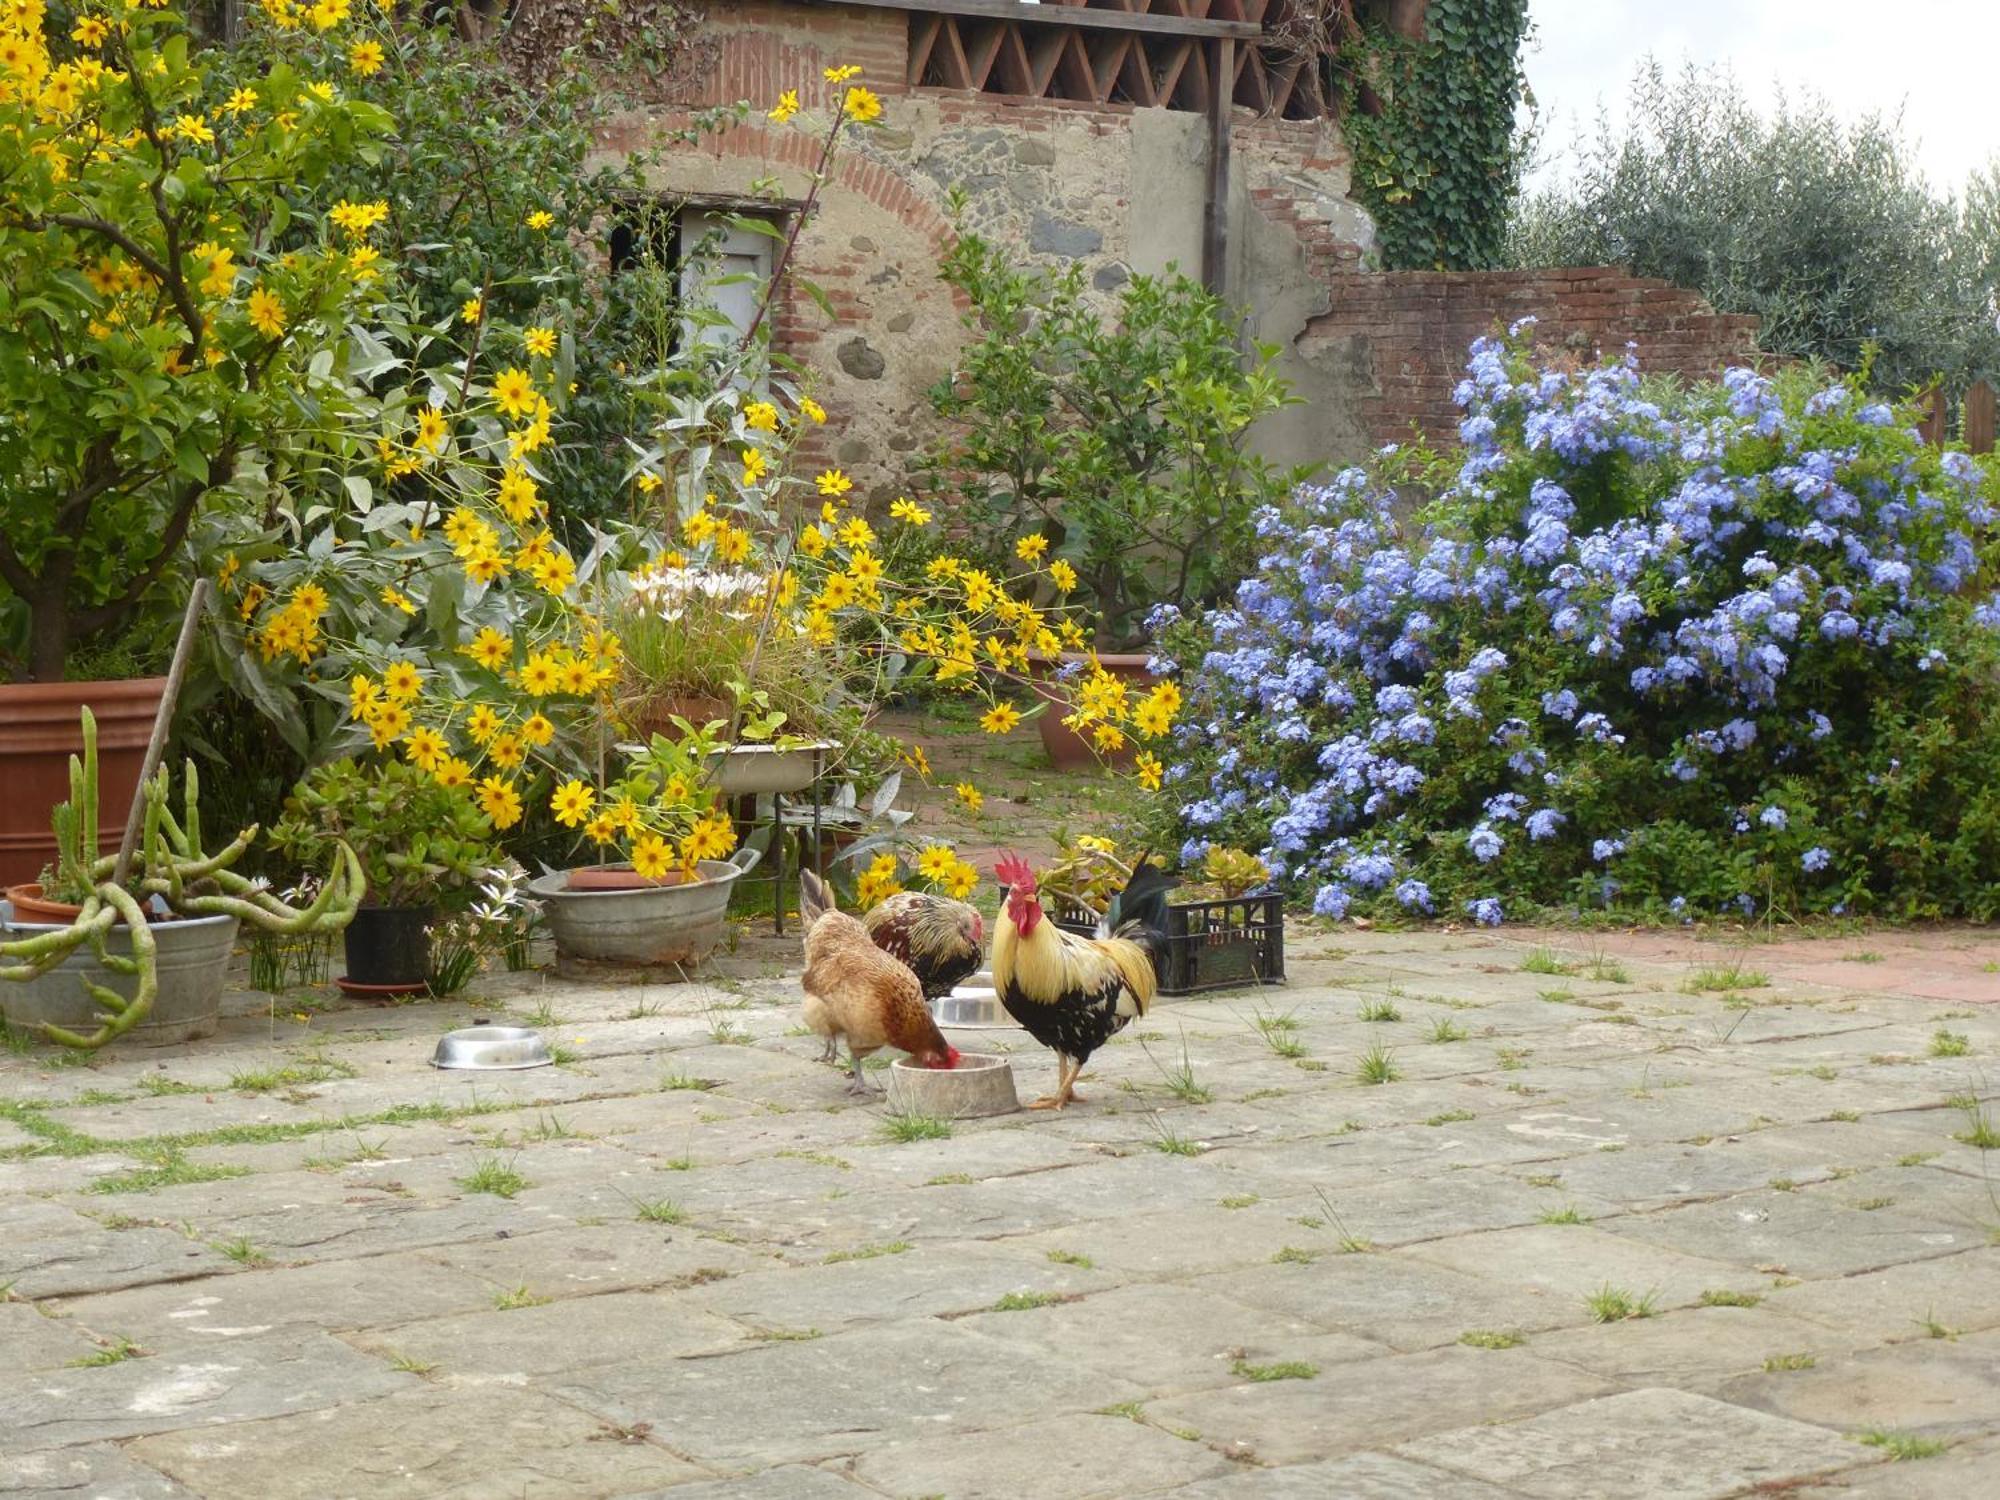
[26,589,70,683]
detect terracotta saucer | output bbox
[335,975,428,1002]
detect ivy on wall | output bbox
[1338,0,1531,271]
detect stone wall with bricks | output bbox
[601,3,1762,500]
[601,0,1376,500]
[1297,267,1765,452]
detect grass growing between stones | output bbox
[823,1242,913,1264]
[215,1236,271,1266]
[1521,947,1575,976]
[70,1337,145,1367]
[1699,1288,1762,1307]
[1142,1033,1213,1105]
[493,1285,551,1310]
[632,1197,688,1225]
[1459,1329,1525,1349]
[1151,1117,1204,1157]
[458,1157,529,1199]
[1046,1249,1094,1268]
[387,1352,439,1377]
[1425,1109,1476,1126]
[1358,998,1401,1023]
[1952,1100,2000,1150]
[991,1290,1066,1312]
[880,1111,952,1143]
[227,1057,356,1093]
[1930,1029,1971,1058]
[1231,1359,1318,1382]
[1584,1284,1658,1322]
[87,1161,249,1195]
[1354,1042,1400,1085]
[1765,1352,1817,1371]
[1427,1018,1470,1044]
[1852,1429,1950,1461]
[1685,962,1769,993]
[1538,1204,1591,1225]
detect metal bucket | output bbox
[1,902,238,1046]
[528,849,762,969]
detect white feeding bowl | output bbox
[431,1026,552,1071]
[886,1052,1018,1117]
[931,971,1016,1030]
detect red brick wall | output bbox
[1300,267,1764,450]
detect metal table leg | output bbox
[772,790,785,936]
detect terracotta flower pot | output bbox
[3,883,88,924]
[630,694,733,740]
[1024,650,1154,772]
[565,864,698,892]
[0,678,167,890]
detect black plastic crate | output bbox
[1159,893,1286,996]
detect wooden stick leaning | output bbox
[111,578,209,891]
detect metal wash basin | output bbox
[431,1026,552,1071]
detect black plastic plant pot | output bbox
[342,904,434,990]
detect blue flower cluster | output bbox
[1151,328,2000,923]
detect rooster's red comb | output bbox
[993,852,1035,889]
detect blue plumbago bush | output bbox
[1149,326,2000,924]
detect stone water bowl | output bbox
[886,1052,1018,1118]
[431,1025,552,1071]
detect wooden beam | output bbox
[1202,34,1233,293]
[796,0,1263,41]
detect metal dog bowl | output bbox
[930,972,1019,1030]
[431,1026,553,1071]
[887,1052,1018,1117]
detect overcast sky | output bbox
[1523,0,2000,193]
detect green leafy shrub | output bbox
[921,230,1307,647]
[270,759,501,910]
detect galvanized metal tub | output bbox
[0,901,238,1046]
[528,849,761,969]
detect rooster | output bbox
[799,870,960,1093]
[991,851,1175,1110]
[863,892,984,1002]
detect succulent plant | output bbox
[1,710,361,1049]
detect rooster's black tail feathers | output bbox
[1099,854,1176,964]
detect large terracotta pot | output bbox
[0,678,167,890]
[1025,651,1153,772]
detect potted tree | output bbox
[921,232,1306,771]
[0,3,388,884]
[1,711,361,1048]
[269,760,504,997]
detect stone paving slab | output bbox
[1145,1345,1621,1467]
[0,1302,101,1373]
[125,1384,711,1498]
[0,1331,410,1454]
[554,1321,1151,1468]
[1156,1451,1525,1498]
[851,1411,1232,1498]
[1763,1247,2000,1343]
[1716,1331,2000,1435]
[55,1254,503,1354]
[1393,1386,1859,1498]
[0,1444,193,1498]
[1397,1223,1769,1310]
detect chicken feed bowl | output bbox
[930,971,1017,1030]
[886,1052,1018,1117]
[431,1026,553,1071]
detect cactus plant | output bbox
[0,710,361,1049]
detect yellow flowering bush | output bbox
[0,0,392,681]
[215,58,1180,890]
